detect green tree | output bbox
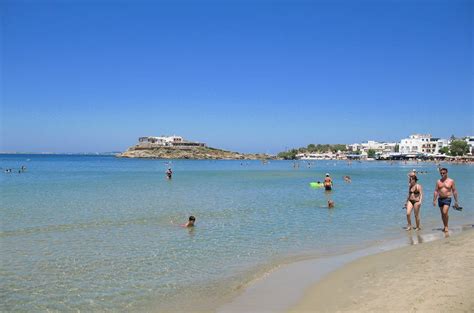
[307,144,316,152]
[439,146,449,155]
[394,144,399,152]
[332,144,347,152]
[317,144,330,152]
[277,149,298,160]
[449,140,469,156]
[367,149,376,158]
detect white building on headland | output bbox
[137,135,206,148]
[399,134,448,155]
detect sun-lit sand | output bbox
[289,229,474,313]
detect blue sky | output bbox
[2,0,472,153]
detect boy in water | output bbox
[182,216,196,228]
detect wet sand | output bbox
[289,229,474,313]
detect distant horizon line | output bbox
[0,152,121,155]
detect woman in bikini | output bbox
[404,175,423,231]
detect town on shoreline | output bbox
[279,133,474,162]
[116,133,474,162]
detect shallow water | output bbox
[1,155,473,311]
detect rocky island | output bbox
[116,135,273,160]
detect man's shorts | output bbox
[438,197,452,208]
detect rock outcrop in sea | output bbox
[116,145,273,160]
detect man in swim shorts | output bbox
[433,168,459,233]
[323,173,333,191]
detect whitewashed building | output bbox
[400,134,431,154]
[348,141,397,154]
[137,135,205,148]
[399,134,449,155]
[465,136,474,154]
[435,138,450,154]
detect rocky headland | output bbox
[116,145,273,160]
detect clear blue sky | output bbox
[2,0,472,153]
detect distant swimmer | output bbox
[343,175,351,183]
[433,168,460,233]
[166,168,173,179]
[323,173,333,191]
[328,200,335,208]
[181,216,196,228]
[404,174,423,231]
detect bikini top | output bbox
[410,185,420,195]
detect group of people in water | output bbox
[165,167,196,227]
[312,173,352,208]
[405,167,461,233]
[3,165,27,174]
[170,164,462,233]
[318,168,462,233]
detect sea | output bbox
[1,154,473,312]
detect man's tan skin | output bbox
[433,168,459,233]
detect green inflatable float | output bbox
[310,182,324,188]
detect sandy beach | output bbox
[289,229,474,313]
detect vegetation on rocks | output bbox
[116,146,273,160]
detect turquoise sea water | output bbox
[1,155,473,312]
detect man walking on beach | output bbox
[433,168,459,233]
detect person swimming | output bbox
[181,216,196,227]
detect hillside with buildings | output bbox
[117,136,273,160]
[279,134,474,161]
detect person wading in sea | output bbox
[323,173,333,191]
[404,175,423,231]
[166,168,173,180]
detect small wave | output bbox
[0,217,164,237]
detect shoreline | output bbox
[289,227,474,312]
[217,224,474,313]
